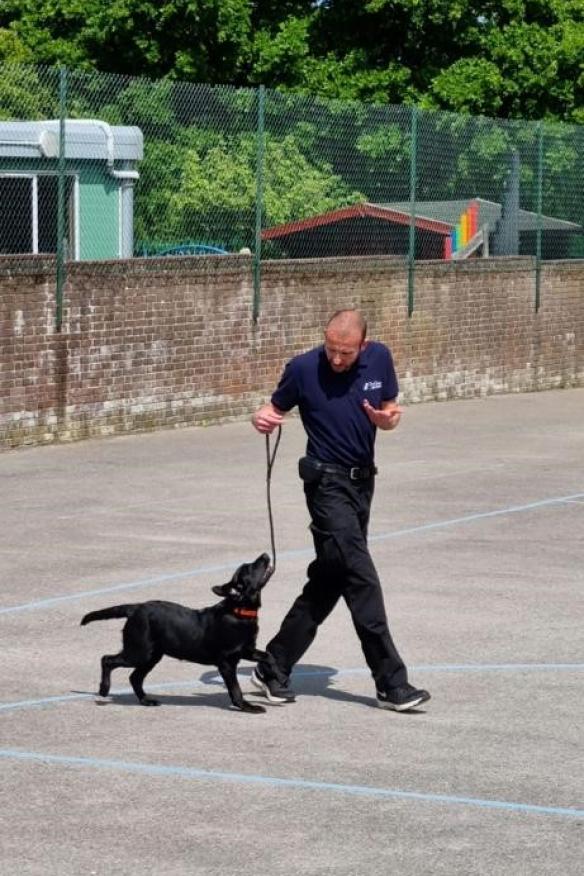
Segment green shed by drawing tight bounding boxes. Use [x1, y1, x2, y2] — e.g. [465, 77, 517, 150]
[0, 119, 143, 260]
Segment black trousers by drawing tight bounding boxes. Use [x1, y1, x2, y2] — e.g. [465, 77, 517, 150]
[264, 461, 408, 691]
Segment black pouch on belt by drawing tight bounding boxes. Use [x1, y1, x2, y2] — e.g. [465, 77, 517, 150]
[298, 456, 324, 484]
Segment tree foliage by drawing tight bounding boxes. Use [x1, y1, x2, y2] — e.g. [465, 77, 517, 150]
[0, 3, 581, 257]
[0, 0, 581, 122]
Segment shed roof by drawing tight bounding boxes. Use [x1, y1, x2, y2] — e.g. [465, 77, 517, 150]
[262, 198, 581, 240]
[382, 199, 581, 233]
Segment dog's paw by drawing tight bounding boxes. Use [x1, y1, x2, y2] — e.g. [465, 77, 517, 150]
[94, 695, 111, 706]
[232, 701, 266, 714]
[140, 697, 160, 707]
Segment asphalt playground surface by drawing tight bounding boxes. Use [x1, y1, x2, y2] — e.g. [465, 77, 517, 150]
[1, 388, 583, 875]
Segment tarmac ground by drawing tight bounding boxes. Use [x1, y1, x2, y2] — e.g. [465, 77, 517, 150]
[1, 388, 583, 875]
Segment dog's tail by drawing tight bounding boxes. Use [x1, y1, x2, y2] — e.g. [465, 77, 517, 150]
[80, 604, 137, 626]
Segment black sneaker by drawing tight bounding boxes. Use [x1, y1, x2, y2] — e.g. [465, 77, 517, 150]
[377, 684, 430, 712]
[251, 667, 296, 704]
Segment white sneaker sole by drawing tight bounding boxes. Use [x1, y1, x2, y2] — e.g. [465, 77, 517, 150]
[377, 693, 430, 712]
[250, 670, 292, 705]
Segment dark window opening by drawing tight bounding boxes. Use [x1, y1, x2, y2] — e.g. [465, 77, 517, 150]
[0, 177, 32, 253]
[0, 175, 74, 256]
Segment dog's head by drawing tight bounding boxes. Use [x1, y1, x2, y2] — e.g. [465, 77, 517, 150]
[211, 553, 272, 608]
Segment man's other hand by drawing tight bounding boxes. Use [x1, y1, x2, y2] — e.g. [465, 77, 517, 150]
[362, 399, 403, 431]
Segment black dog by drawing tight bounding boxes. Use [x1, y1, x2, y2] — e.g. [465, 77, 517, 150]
[81, 553, 274, 713]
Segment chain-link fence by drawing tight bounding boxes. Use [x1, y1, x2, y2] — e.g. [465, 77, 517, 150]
[1, 64, 582, 321]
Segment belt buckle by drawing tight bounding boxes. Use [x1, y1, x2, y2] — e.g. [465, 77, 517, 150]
[349, 467, 361, 481]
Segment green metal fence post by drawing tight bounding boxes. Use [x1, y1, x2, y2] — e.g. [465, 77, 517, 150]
[535, 121, 544, 312]
[55, 66, 67, 332]
[407, 106, 418, 318]
[252, 85, 266, 323]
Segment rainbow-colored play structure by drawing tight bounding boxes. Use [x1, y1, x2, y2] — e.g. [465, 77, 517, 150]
[443, 200, 480, 259]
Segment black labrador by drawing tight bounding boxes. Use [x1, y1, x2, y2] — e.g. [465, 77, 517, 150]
[81, 553, 274, 713]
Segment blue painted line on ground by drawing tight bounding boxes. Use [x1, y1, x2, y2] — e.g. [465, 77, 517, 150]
[366, 492, 584, 542]
[0, 563, 233, 616]
[0, 748, 581, 819]
[1, 663, 582, 714]
[1, 491, 583, 617]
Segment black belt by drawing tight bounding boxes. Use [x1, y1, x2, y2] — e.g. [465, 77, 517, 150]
[305, 457, 377, 481]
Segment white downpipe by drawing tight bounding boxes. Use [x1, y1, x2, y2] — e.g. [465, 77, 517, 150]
[48, 119, 139, 180]
[31, 176, 38, 254]
[49, 119, 139, 257]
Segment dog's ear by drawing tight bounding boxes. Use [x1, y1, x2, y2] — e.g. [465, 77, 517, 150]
[212, 563, 247, 598]
[211, 583, 230, 597]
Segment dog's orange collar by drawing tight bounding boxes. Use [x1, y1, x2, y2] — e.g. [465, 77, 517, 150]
[232, 607, 259, 619]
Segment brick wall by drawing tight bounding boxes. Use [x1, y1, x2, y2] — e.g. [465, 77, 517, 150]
[1, 254, 583, 449]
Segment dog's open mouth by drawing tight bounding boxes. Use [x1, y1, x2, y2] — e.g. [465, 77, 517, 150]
[261, 564, 274, 585]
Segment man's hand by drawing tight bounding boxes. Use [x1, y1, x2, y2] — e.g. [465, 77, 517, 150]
[252, 403, 285, 434]
[362, 399, 403, 431]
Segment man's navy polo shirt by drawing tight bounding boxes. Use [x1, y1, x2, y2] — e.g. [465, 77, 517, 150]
[271, 341, 399, 467]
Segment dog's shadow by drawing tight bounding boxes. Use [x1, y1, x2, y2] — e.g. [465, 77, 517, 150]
[74, 664, 377, 711]
[90, 690, 244, 711]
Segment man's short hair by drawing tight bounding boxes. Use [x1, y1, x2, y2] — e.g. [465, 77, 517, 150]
[326, 309, 367, 341]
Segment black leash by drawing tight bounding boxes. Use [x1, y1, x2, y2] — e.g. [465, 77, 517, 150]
[265, 425, 282, 574]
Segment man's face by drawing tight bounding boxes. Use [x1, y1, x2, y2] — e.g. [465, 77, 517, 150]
[324, 327, 366, 373]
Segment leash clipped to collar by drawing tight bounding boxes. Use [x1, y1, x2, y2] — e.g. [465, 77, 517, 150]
[265, 425, 282, 577]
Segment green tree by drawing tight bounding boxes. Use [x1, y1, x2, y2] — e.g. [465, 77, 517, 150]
[0, 64, 58, 120]
[425, 6, 584, 122]
[135, 128, 361, 248]
[1, 1, 581, 121]
[0, 27, 32, 63]
[0, 1, 258, 81]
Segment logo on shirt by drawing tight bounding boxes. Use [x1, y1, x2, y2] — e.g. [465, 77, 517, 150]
[363, 380, 382, 391]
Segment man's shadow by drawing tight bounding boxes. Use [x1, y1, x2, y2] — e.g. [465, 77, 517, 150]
[200, 663, 375, 708]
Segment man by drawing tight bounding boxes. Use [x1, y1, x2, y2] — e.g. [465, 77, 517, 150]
[250, 309, 430, 712]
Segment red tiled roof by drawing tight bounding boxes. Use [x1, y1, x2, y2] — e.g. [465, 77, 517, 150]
[261, 203, 453, 240]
